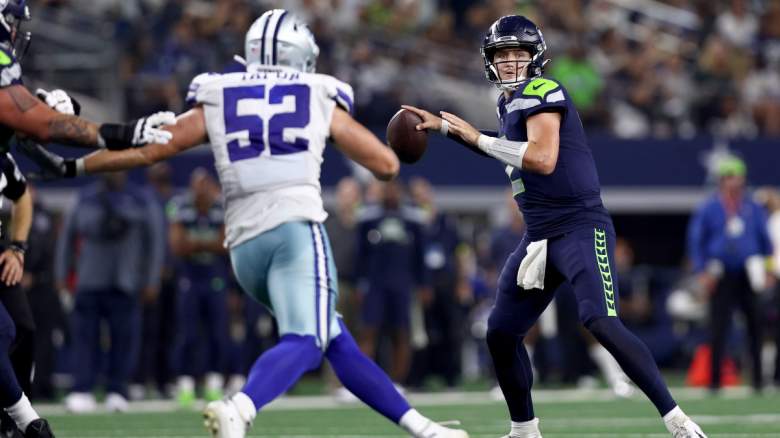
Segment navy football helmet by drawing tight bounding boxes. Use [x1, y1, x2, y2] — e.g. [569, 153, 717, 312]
[481, 15, 548, 90]
[0, 0, 30, 59]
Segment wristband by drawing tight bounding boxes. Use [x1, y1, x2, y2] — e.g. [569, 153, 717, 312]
[439, 119, 449, 136]
[98, 122, 137, 150]
[9, 240, 26, 255]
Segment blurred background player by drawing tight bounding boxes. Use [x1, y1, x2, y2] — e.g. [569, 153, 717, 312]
[355, 179, 429, 387]
[687, 157, 773, 393]
[403, 14, 706, 438]
[25, 8, 469, 438]
[55, 171, 165, 413]
[167, 168, 230, 407]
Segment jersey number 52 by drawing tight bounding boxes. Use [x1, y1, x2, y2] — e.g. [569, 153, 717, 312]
[223, 84, 310, 162]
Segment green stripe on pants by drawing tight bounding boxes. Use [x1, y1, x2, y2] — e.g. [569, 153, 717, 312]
[594, 228, 617, 317]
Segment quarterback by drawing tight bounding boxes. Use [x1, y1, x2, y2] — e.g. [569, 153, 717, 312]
[403, 15, 706, 438]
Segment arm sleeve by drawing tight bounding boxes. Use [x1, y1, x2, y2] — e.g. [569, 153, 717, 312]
[446, 130, 499, 158]
[0, 153, 26, 201]
[686, 205, 709, 273]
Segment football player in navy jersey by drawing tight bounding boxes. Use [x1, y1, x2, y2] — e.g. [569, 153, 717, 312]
[403, 15, 706, 438]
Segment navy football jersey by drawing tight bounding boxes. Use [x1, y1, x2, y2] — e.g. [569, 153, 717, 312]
[166, 193, 229, 280]
[497, 77, 610, 240]
[0, 46, 23, 146]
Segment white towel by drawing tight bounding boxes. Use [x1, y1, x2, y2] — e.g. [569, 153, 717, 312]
[517, 239, 548, 290]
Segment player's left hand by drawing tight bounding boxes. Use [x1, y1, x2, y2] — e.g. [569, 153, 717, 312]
[0, 248, 23, 286]
[440, 111, 480, 145]
[35, 88, 81, 116]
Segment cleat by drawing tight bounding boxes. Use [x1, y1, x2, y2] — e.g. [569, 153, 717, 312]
[105, 393, 129, 413]
[416, 421, 469, 438]
[665, 413, 707, 438]
[23, 419, 54, 438]
[64, 392, 96, 414]
[203, 399, 251, 438]
[204, 388, 224, 403]
[500, 418, 542, 438]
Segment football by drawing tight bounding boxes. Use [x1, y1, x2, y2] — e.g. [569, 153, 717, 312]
[386, 109, 428, 164]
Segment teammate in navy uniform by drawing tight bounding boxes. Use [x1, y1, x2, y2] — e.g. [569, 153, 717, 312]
[168, 169, 231, 406]
[404, 15, 706, 438]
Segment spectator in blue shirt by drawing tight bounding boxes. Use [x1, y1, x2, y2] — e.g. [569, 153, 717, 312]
[687, 157, 773, 392]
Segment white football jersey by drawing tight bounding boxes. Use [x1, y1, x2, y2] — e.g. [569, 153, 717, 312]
[186, 65, 354, 248]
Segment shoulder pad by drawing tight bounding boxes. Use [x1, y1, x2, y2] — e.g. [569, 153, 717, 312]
[521, 77, 563, 102]
[186, 72, 221, 106]
[314, 73, 354, 114]
[0, 48, 21, 88]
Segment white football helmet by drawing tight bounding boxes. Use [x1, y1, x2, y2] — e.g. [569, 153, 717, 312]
[245, 9, 319, 73]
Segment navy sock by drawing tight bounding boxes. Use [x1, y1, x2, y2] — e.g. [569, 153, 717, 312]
[486, 327, 534, 422]
[586, 317, 676, 416]
[326, 320, 410, 423]
[241, 334, 322, 410]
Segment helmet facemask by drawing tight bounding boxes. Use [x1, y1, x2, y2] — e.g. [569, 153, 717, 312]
[1, 1, 30, 61]
[483, 44, 534, 91]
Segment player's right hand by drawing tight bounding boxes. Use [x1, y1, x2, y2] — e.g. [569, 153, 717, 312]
[0, 248, 23, 286]
[401, 105, 443, 132]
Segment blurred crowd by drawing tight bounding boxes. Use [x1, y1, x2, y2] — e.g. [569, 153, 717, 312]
[28, 0, 780, 138]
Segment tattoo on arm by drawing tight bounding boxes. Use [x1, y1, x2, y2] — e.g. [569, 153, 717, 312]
[48, 114, 98, 147]
[7, 86, 39, 113]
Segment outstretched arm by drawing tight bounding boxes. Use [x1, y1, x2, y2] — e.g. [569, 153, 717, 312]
[0, 85, 174, 149]
[402, 104, 561, 174]
[79, 107, 208, 174]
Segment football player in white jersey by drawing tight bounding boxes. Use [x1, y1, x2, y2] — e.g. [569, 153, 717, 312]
[26, 9, 469, 438]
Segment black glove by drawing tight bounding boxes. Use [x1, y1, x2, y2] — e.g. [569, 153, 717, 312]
[14, 138, 77, 179]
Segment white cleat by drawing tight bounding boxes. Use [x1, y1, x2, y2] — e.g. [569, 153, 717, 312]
[416, 421, 469, 438]
[64, 392, 97, 414]
[611, 379, 636, 399]
[203, 399, 251, 438]
[105, 392, 129, 413]
[665, 413, 707, 438]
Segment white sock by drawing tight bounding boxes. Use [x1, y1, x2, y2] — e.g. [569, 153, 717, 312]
[589, 344, 627, 385]
[399, 409, 434, 436]
[177, 375, 195, 393]
[663, 405, 683, 423]
[510, 417, 540, 436]
[205, 372, 224, 392]
[231, 392, 257, 422]
[5, 393, 39, 432]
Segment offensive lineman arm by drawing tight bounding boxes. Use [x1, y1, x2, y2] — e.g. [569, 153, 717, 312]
[0, 85, 175, 149]
[401, 104, 561, 175]
[330, 107, 399, 181]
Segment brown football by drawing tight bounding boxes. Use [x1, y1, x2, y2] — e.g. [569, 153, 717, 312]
[386, 109, 427, 164]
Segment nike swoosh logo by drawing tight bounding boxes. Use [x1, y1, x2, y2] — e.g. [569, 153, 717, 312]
[533, 83, 544, 90]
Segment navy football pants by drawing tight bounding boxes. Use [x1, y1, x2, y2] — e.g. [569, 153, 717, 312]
[487, 225, 676, 421]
